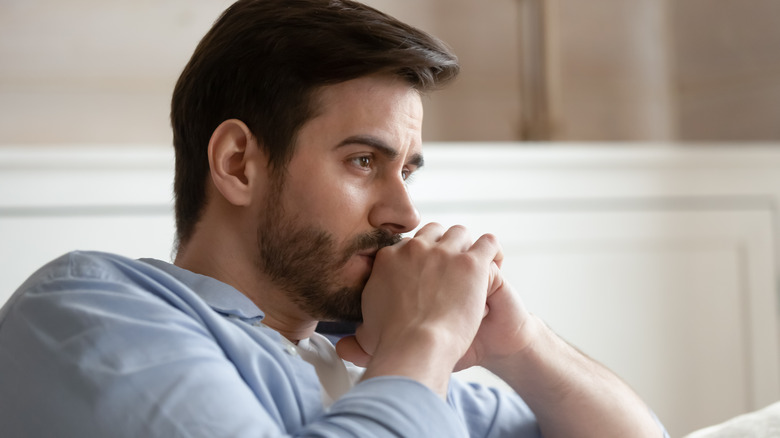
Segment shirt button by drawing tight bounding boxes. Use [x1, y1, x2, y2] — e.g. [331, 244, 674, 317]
[285, 344, 298, 356]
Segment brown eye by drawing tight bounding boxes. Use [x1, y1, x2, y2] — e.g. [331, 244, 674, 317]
[350, 155, 373, 170]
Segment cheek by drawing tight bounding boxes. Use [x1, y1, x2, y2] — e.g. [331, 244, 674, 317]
[288, 176, 370, 231]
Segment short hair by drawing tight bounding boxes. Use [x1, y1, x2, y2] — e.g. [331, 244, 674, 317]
[170, 0, 459, 246]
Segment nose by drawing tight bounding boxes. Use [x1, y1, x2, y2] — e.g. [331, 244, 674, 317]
[368, 178, 421, 235]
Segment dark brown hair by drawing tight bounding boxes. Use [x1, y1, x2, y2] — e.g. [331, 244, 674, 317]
[170, 0, 459, 246]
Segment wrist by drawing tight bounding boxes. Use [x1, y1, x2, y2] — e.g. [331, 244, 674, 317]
[361, 326, 459, 398]
[482, 313, 554, 384]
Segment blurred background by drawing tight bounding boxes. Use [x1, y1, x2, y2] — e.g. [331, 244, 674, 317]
[2, 1, 780, 437]
[2, 0, 780, 144]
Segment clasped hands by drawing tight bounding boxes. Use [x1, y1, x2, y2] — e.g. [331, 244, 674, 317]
[336, 223, 531, 382]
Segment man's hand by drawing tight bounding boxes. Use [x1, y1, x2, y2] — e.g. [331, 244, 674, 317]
[336, 223, 506, 397]
[453, 263, 534, 372]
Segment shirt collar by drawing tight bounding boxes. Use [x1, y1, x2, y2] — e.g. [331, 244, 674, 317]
[139, 258, 265, 324]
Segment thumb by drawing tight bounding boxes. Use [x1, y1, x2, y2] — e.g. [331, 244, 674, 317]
[335, 335, 372, 367]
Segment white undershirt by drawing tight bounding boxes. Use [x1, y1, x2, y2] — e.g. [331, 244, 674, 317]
[281, 332, 365, 407]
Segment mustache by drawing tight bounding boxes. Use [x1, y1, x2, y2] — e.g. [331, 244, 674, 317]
[343, 229, 402, 262]
[353, 229, 402, 253]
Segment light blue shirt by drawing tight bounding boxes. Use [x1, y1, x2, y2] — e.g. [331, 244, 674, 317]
[0, 251, 542, 437]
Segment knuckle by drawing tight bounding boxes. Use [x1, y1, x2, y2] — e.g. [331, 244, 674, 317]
[422, 222, 444, 233]
[449, 224, 468, 233]
[481, 233, 498, 243]
[477, 233, 501, 249]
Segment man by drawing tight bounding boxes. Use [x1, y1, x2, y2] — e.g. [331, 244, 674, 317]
[0, 0, 668, 436]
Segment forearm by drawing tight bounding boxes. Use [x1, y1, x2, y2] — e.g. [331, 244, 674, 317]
[489, 315, 663, 438]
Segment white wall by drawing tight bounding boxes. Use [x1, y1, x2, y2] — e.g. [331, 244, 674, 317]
[0, 145, 177, 303]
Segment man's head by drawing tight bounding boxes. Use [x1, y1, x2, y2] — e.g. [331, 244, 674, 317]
[254, 74, 427, 321]
[171, 0, 459, 247]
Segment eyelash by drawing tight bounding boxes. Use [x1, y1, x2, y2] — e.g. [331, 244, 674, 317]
[349, 155, 414, 181]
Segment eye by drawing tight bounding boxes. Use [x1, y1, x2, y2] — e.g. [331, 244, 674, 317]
[402, 167, 417, 182]
[349, 155, 373, 171]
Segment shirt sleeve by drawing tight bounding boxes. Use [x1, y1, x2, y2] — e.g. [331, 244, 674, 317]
[0, 252, 469, 437]
[447, 377, 543, 438]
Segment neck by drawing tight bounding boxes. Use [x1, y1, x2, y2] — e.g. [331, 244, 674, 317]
[175, 224, 319, 343]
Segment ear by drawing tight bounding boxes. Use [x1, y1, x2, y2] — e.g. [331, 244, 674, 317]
[207, 119, 264, 207]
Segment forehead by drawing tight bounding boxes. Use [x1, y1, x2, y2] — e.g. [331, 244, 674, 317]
[301, 75, 424, 151]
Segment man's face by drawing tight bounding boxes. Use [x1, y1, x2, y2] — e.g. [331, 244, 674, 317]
[255, 75, 424, 322]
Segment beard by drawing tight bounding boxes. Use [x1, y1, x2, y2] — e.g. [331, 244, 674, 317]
[256, 180, 401, 322]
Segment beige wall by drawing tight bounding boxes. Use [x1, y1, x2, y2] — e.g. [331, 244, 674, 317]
[544, 0, 674, 140]
[1, 0, 778, 144]
[0, 1, 232, 145]
[541, 0, 780, 141]
[670, 0, 780, 140]
[0, 0, 521, 145]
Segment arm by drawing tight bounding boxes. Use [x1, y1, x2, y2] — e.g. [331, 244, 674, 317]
[474, 279, 664, 437]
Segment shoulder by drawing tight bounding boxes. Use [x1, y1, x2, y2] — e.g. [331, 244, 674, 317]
[1, 251, 135, 316]
[0, 251, 291, 436]
[0, 250, 236, 362]
[16, 250, 151, 288]
[1, 250, 200, 324]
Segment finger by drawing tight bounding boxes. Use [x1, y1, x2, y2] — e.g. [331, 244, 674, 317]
[494, 249, 504, 269]
[486, 261, 505, 297]
[335, 335, 372, 367]
[382, 235, 412, 251]
[470, 233, 504, 267]
[437, 224, 473, 252]
[413, 222, 446, 241]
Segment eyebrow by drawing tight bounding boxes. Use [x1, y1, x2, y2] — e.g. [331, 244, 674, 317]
[337, 134, 425, 169]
